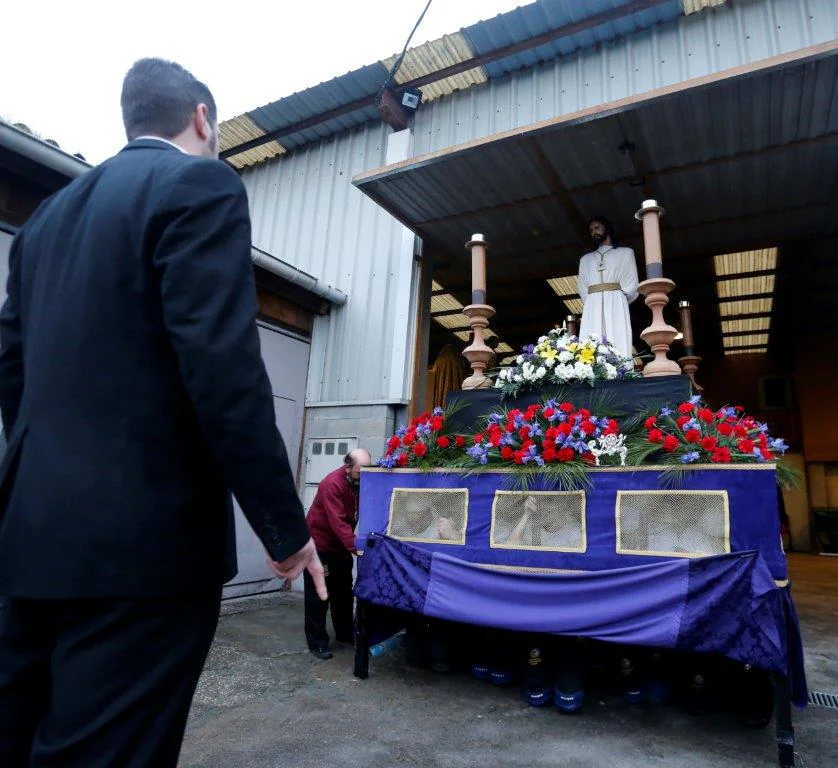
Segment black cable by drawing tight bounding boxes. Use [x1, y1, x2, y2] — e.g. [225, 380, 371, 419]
[378, 0, 433, 99]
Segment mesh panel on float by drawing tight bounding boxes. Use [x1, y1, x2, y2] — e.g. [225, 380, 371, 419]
[490, 491, 586, 552]
[616, 490, 730, 557]
[388, 488, 468, 544]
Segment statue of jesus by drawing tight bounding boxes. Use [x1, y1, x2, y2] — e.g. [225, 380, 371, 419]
[577, 215, 639, 359]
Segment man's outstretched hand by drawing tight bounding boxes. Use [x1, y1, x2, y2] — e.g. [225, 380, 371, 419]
[267, 539, 327, 600]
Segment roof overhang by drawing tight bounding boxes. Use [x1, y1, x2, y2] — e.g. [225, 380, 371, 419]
[0, 121, 90, 184]
[353, 40, 838, 360]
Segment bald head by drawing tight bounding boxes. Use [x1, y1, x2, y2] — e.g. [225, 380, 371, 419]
[344, 448, 372, 483]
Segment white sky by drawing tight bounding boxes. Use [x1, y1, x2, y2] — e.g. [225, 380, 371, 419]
[1, 0, 521, 164]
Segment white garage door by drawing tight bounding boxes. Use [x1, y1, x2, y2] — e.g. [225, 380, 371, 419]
[224, 323, 311, 597]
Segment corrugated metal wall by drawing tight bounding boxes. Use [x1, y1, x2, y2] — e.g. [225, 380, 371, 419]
[241, 122, 412, 404]
[412, 0, 838, 155]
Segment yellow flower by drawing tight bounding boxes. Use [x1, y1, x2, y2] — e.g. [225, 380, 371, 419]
[578, 347, 595, 364]
[566, 342, 581, 353]
[539, 346, 558, 361]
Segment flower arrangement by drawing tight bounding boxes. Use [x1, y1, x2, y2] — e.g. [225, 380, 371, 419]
[629, 395, 797, 487]
[494, 327, 638, 398]
[379, 406, 467, 469]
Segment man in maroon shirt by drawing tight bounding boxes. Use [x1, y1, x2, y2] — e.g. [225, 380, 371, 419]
[304, 448, 371, 660]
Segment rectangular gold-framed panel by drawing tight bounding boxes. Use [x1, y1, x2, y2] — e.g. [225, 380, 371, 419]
[387, 487, 468, 545]
[490, 490, 586, 553]
[615, 490, 730, 558]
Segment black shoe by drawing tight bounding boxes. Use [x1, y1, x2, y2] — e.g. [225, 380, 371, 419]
[311, 647, 333, 660]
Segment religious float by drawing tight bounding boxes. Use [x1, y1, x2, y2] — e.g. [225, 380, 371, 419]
[352, 201, 805, 768]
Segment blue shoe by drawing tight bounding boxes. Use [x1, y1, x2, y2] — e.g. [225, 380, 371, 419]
[523, 686, 554, 707]
[471, 662, 490, 681]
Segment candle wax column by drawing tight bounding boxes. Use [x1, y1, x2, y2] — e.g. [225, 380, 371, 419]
[678, 300, 695, 356]
[468, 233, 487, 305]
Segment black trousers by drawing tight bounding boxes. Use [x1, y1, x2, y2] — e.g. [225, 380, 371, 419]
[0, 591, 220, 768]
[304, 550, 354, 650]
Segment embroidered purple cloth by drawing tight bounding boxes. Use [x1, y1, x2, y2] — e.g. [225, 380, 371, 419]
[355, 535, 807, 707]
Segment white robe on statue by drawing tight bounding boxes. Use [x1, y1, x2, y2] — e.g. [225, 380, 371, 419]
[577, 245, 639, 358]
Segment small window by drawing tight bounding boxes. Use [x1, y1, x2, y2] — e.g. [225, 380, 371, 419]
[312, 443, 322, 456]
[491, 491, 586, 552]
[388, 488, 468, 545]
[324, 442, 335, 456]
[338, 442, 349, 455]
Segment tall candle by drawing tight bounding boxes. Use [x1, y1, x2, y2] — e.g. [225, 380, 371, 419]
[467, 234, 487, 305]
[678, 299, 695, 356]
[636, 199, 664, 280]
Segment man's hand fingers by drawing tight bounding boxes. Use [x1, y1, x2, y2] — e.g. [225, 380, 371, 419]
[308, 558, 328, 601]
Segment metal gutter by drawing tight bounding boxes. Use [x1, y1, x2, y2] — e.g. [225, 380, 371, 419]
[251, 246, 347, 306]
[220, 0, 674, 160]
[0, 121, 90, 179]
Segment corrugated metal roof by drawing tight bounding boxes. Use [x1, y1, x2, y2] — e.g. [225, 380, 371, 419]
[431, 293, 464, 313]
[721, 317, 771, 334]
[683, 0, 727, 15]
[219, 114, 286, 170]
[462, 0, 683, 79]
[713, 248, 778, 276]
[723, 333, 769, 349]
[718, 298, 773, 317]
[247, 62, 389, 152]
[547, 275, 579, 296]
[382, 32, 488, 102]
[716, 275, 776, 299]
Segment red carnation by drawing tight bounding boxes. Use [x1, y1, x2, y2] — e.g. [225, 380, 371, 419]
[701, 436, 718, 451]
[489, 433, 501, 447]
[387, 436, 400, 452]
[761, 448, 775, 461]
[605, 419, 619, 435]
[402, 431, 416, 446]
[578, 408, 591, 419]
[678, 403, 695, 414]
[558, 422, 573, 436]
[582, 451, 596, 464]
[737, 438, 755, 454]
[474, 433, 484, 444]
[413, 442, 427, 458]
[501, 446, 514, 461]
[698, 408, 714, 423]
[676, 415, 691, 430]
[525, 405, 540, 420]
[435, 436, 450, 449]
[758, 433, 769, 448]
[545, 426, 559, 441]
[396, 453, 408, 467]
[505, 421, 516, 433]
[685, 429, 701, 444]
[717, 423, 733, 437]
[521, 439, 534, 451]
[711, 447, 731, 463]
[518, 426, 531, 440]
[581, 420, 596, 436]
[663, 435, 679, 453]
[513, 450, 525, 465]
[543, 448, 556, 463]
[559, 402, 574, 413]
[644, 416, 657, 430]
[543, 407, 556, 419]
[557, 447, 575, 463]
[454, 435, 466, 448]
[648, 429, 663, 444]
[430, 416, 444, 431]
[508, 409, 522, 420]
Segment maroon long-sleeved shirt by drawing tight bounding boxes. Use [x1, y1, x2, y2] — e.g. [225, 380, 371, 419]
[306, 466, 358, 554]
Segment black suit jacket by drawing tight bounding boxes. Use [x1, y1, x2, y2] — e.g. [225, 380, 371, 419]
[0, 139, 311, 598]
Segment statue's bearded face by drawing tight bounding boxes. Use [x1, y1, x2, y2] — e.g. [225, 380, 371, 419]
[589, 220, 607, 246]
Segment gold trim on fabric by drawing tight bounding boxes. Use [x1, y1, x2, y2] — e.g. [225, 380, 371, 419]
[362, 464, 777, 475]
[615, 490, 730, 558]
[774, 579, 789, 588]
[489, 490, 587, 553]
[476, 563, 588, 575]
[386, 487, 468, 545]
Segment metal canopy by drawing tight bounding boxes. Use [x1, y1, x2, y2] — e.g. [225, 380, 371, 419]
[354, 44, 838, 362]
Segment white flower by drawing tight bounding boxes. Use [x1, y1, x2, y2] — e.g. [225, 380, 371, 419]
[516, 355, 524, 364]
[514, 374, 523, 383]
[494, 379, 503, 388]
[596, 355, 605, 365]
[556, 364, 573, 382]
[604, 363, 618, 380]
[573, 361, 594, 379]
[559, 351, 573, 363]
[536, 366, 546, 378]
[537, 336, 548, 344]
[597, 345, 609, 354]
[544, 357, 556, 368]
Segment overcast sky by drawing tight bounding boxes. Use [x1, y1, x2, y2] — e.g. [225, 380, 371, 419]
[1, 0, 521, 164]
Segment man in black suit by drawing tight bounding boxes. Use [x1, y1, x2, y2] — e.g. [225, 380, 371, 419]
[0, 58, 327, 767]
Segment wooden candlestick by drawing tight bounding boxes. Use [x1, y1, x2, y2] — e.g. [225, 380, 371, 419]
[634, 200, 681, 377]
[566, 314, 579, 337]
[462, 234, 496, 389]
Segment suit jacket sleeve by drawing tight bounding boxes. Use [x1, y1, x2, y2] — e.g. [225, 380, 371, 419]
[153, 158, 310, 563]
[0, 230, 25, 435]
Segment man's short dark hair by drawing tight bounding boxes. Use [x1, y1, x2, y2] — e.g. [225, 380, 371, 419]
[588, 215, 618, 245]
[121, 58, 217, 141]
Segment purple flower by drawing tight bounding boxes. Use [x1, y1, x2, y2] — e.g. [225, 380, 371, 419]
[681, 451, 700, 464]
[467, 443, 489, 464]
[432, 406, 444, 416]
[660, 407, 673, 417]
[527, 422, 543, 438]
[378, 455, 397, 468]
[395, 425, 407, 438]
[499, 433, 516, 447]
[488, 412, 503, 424]
[757, 422, 769, 434]
[521, 444, 544, 467]
[753, 447, 766, 462]
[416, 422, 432, 437]
[684, 418, 701, 432]
[689, 394, 702, 405]
[769, 438, 788, 454]
[719, 406, 737, 418]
